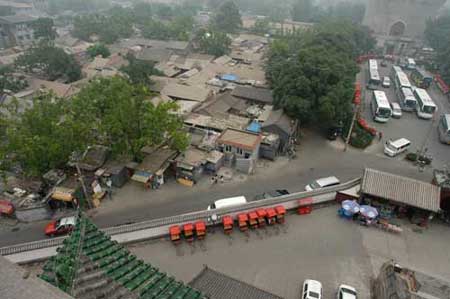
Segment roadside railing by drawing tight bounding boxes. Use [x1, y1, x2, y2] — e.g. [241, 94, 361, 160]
[0, 178, 361, 257]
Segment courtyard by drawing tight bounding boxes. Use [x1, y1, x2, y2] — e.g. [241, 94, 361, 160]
[126, 205, 450, 299]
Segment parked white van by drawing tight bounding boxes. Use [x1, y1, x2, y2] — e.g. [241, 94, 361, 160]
[384, 138, 411, 157]
[207, 196, 247, 210]
[305, 176, 340, 191]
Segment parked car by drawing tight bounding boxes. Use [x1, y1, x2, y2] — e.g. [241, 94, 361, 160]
[305, 176, 340, 191]
[390, 102, 402, 118]
[382, 76, 391, 88]
[384, 138, 411, 157]
[302, 279, 322, 299]
[45, 216, 76, 237]
[254, 189, 289, 201]
[337, 284, 357, 299]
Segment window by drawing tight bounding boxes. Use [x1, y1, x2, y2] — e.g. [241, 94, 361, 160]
[244, 153, 250, 159]
[225, 145, 232, 152]
[236, 148, 243, 155]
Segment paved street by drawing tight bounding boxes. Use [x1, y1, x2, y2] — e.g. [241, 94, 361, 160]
[359, 60, 450, 167]
[128, 205, 450, 299]
[0, 132, 435, 247]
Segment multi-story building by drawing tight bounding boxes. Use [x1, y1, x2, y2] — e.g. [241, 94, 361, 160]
[0, 15, 36, 49]
[0, 0, 33, 15]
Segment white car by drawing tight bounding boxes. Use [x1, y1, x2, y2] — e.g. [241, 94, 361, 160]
[382, 76, 391, 88]
[302, 279, 322, 299]
[337, 284, 357, 299]
[390, 102, 402, 118]
[305, 176, 340, 191]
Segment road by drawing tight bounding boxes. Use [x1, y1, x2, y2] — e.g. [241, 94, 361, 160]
[0, 133, 435, 247]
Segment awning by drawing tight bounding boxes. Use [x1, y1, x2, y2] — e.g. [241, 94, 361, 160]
[131, 170, 152, 183]
[51, 187, 75, 202]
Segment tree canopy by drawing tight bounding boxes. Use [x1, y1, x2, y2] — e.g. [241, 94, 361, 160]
[47, 0, 110, 14]
[0, 77, 189, 176]
[32, 18, 57, 41]
[15, 41, 81, 82]
[425, 14, 450, 83]
[72, 10, 133, 44]
[266, 21, 374, 128]
[211, 1, 242, 33]
[120, 54, 162, 86]
[87, 43, 111, 58]
[1, 92, 90, 176]
[194, 28, 231, 57]
[0, 66, 28, 93]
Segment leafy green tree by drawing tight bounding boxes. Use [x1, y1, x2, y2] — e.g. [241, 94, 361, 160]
[0, 66, 28, 93]
[211, 1, 242, 33]
[194, 28, 231, 57]
[87, 43, 111, 58]
[142, 19, 173, 40]
[251, 18, 270, 35]
[15, 41, 81, 82]
[425, 14, 450, 82]
[133, 2, 153, 24]
[72, 13, 133, 44]
[47, 0, 110, 14]
[1, 92, 91, 176]
[32, 18, 57, 40]
[71, 77, 188, 160]
[121, 54, 162, 86]
[267, 21, 369, 127]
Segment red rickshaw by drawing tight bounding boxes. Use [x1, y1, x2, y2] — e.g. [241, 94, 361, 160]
[183, 223, 194, 242]
[195, 221, 206, 240]
[222, 215, 233, 235]
[248, 211, 258, 229]
[297, 197, 313, 215]
[169, 225, 181, 245]
[256, 208, 267, 227]
[237, 213, 248, 231]
[266, 207, 277, 225]
[275, 205, 286, 224]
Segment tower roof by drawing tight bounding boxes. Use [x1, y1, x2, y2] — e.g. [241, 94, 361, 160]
[40, 215, 206, 299]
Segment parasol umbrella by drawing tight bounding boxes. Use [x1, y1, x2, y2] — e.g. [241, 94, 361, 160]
[342, 200, 360, 214]
[360, 205, 379, 219]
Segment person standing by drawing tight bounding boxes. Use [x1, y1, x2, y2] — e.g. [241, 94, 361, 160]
[106, 179, 112, 200]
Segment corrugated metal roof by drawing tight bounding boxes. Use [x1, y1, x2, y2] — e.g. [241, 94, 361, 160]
[361, 168, 441, 212]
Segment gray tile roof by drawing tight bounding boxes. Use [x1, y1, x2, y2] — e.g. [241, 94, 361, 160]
[262, 109, 294, 135]
[0, 256, 74, 299]
[189, 266, 283, 299]
[136, 48, 172, 63]
[361, 168, 441, 212]
[231, 86, 273, 104]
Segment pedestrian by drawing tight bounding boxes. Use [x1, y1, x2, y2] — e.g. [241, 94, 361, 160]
[378, 131, 383, 141]
[106, 179, 112, 200]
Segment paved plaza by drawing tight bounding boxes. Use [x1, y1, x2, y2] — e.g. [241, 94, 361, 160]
[127, 205, 450, 299]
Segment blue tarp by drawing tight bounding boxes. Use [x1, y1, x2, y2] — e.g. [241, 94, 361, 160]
[220, 74, 239, 82]
[246, 121, 261, 133]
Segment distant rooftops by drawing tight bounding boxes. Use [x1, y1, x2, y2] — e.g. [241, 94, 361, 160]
[0, 15, 36, 24]
[232, 86, 273, 104]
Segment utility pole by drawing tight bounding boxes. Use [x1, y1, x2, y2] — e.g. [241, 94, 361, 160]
[76, 163, 92, 209]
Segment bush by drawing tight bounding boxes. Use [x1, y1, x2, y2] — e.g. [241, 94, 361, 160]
[350, 122, 374, 148]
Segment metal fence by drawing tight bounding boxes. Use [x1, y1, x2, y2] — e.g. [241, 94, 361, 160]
[0, 178, 361, 257]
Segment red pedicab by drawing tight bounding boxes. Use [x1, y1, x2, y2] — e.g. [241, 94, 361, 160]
[256, 208, 267, 227]
[275, 205, 286, 224]
[183, 223, 194, 242]
[297, 197, 313, 215]
[266, 207, 277, 225]
[222, 215, 233, 235]
[248, 211, 258, 229]
[237, 213, 248, 231]
[195, 221, 206, 240]
[169, 225, 181, 245]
